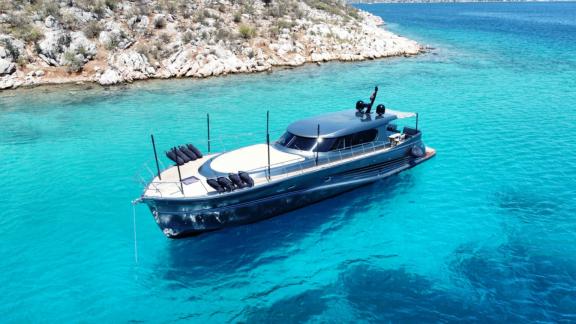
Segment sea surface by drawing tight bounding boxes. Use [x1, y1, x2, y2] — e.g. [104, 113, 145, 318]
[1, 2, 576, 322]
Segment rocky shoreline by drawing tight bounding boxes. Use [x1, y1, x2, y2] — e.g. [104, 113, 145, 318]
[0, 0, 421, 91]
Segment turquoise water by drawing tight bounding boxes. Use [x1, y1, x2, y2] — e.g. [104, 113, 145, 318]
[1, 2, 576, 321]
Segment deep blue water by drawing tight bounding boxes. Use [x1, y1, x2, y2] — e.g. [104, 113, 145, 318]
[1, 2, 576, 322]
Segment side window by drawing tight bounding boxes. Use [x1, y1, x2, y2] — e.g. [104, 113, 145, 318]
[352, 129, 378, 146]
[330, 129, 377, 151]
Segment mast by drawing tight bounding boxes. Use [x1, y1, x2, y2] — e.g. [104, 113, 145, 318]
[206, 113, 211, 153]
[266, 110, 271, 180]
[315, 124, 320, 166]
[174, 148, 184, 194]
[150, 134, 161, 180]
[367, 86, 378, 113]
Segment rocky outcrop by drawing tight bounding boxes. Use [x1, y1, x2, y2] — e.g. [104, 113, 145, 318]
[0, 59, 16, 75]
[98, 69, 122, 85]
[0, 0, 422, 90]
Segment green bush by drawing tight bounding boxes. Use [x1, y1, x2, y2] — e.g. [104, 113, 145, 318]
[159, 32, 171, 43]
[41, 0, 61, 19]
[104, 0, 118, 10]
[238, 24, 256, 39]
[181, 31, 194, 44]
[63, 51, 84, 73]
[215, 29, 230, 42]
[105, 35, 119, 50]
[153, 16, 166, 29]
[83, 21, 102, 39]
[9, 20, 44, 44]
[233, 12, 242, 23]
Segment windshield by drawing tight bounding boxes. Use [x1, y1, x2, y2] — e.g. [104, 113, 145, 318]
[276, 132, 316, 151]
[277, 130, 377, 152]
[276, 132, 336, 152]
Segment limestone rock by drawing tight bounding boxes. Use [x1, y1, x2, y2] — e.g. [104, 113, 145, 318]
[0, 58, 16, 75]
[69, 32, 97, 61]
[38, 29, 69, 66]
[108, 51, 154, 81]
[98, 69, 122, 85]
[44, 15, 58, 29]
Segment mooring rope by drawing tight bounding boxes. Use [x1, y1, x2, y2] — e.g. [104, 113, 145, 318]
[132, 203, 138, 264]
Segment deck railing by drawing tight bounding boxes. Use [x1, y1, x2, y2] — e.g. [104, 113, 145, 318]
[138, 133, 408, 198]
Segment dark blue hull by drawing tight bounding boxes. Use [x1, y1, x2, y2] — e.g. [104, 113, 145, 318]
[144, 141, 433, 238]
[143, 142, 434, 238]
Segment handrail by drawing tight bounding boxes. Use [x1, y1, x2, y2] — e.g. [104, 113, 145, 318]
[139, 135, 410, 198]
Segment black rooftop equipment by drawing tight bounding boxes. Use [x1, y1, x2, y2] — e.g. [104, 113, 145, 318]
[355, 86, 379, 114]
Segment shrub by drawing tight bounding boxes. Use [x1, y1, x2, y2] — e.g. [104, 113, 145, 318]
[104, 0, 117, 11]
[16, 55, 28, 67]
[215, 29, 230, 42]
[153, 16, 166, 29]
[159, 32, 171, 43]
[83, 21, 102, 39]
[276, 19, 294, 30]
[233, 12, 242, 23]
[238, 24, 256, 39]
[268, 2, 288, 18]
[63, 51, 84, 73]
[62, 12, 80, 29]
[105, 35, 119, 50]
[23, 26, 44, 43]
[41, 0, 61, 19]
[10, 20, 44, 44]
[135, 42, 152, 60]
[181, 31, 194, 44]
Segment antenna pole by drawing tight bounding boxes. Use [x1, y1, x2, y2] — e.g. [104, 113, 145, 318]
[174, 148, 184, 194]
[266, 110, 271, 180]
[367, 86, 378, 113]
[151, 134, 162, 180]
[207, 113, 211, 153]
[315, 124, 320, 166]
[416, 113, 419, 131]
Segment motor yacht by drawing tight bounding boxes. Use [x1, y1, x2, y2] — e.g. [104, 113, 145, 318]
[137, 88, 435, 238]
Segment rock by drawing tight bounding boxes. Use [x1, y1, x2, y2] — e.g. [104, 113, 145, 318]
[0, 36, 25, 60]
[108, 51, 154, 81]
[44, 15, 58, 29]
[69, 32, 97, 60]
[100, 22, 133, 50]
[98, 69, 122, 85]
[129, 15, 149, 32]
[35, 70, 45, 77]
[0, 76, 15, 89]
[61, 7, 97, 25]
[38, 30, 70, 66]
[0, 58, 16, 75]
[165, 49, 195, 77]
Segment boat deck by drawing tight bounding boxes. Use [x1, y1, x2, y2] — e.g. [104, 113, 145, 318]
[142, 142, 436, 200]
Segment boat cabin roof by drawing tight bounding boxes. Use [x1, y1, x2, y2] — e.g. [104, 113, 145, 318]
[286, 109, 416, 138]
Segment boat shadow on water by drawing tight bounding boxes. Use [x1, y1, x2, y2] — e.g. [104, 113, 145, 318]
[155, 173, 416, 284]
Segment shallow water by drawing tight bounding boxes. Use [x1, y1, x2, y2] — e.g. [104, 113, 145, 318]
[1, 2, 576, 322]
